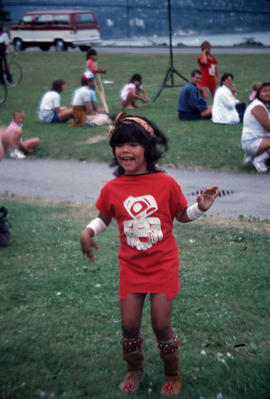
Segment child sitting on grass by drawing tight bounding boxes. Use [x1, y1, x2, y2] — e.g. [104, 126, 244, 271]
[0, 110, 40, 159]
[71, 71, 111, 127]
[80, 111, 220, 396]
[120, 74, 149, 109]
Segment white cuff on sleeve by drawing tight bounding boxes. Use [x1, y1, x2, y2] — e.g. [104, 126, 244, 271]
[186, 203, 205, 221]
[86, 217, 107, 236]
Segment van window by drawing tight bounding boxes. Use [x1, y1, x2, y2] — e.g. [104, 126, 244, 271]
[20, 15, 32, 26]
[53, 14, 69, 26]
[34, 14, 53, 26]
[75, 13, 95, 25]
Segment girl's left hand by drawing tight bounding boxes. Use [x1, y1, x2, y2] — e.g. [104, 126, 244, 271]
[197, 185, 221, 211]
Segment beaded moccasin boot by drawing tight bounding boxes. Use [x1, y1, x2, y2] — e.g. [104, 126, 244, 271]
[119, 336, 144, 394]
[158, 335, 182, 396]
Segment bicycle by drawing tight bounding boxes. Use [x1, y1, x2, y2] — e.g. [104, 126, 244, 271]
[0, 80, 7, 105]
[1, 52, 23, 87]
[0, 52, 23, 105]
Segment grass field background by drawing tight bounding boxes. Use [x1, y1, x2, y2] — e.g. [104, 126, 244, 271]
[0, 51, 269, 171]
[1, 197, 270, 399]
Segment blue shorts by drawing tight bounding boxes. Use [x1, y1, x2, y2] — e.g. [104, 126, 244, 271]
[51, 112, 60, 123]
[178, 111, 201, 121]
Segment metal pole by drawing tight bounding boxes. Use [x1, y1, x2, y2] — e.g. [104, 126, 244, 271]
[168, 0, 174, 86]
[127, 0, 131, 38]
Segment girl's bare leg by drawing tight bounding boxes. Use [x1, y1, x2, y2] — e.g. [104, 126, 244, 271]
[58, 108, 74, 122]
[257, 137, 270, 155]
[124, 92, 136, 109]
[120, 292, 146, 338]
[151, 294, 182, 396]
[119, 293, 146, 393]
[20, 138, 40, 153]
[150, 293, 174, 341]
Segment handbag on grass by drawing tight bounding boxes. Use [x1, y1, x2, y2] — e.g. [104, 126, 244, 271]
[0, 206, 10, 247]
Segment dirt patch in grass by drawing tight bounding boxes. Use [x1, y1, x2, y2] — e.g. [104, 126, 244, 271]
[76, 133, 109, 145]
[196, 215, 270, 234]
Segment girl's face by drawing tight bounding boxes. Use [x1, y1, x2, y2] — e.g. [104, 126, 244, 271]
[115, 142, 147, 175]
[134, 79, 141, 87]
[259, 85, 270, 104]
[13, 112, 24, 125]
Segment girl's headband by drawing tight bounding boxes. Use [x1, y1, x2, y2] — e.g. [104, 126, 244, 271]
[109, 111, 155, 137]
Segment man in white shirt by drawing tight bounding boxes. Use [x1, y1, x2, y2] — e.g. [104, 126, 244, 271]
[212, 73, 245, 124]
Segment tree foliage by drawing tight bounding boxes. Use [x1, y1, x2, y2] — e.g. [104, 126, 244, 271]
[0, 0, 11, 23]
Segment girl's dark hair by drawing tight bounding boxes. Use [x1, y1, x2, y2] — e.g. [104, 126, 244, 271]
[109, 113, 168, 177]
[130, 74, 142, 83]
[256, 81, 270, 101]
[51, 79, 65, 93]
[86, 48, 97, 60]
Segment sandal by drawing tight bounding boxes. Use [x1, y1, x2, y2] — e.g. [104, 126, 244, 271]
[119, 370, 144, 393]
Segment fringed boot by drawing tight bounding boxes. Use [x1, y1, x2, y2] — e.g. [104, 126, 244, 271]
[158, 335, 182, 396]
[119, 335, 144, 393]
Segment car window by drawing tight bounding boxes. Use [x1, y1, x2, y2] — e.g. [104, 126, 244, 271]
[20, 15, 32, 26]
[75, 14, 95, 25]
[53, 14, 70, 25]
[34, 15, 53, 26]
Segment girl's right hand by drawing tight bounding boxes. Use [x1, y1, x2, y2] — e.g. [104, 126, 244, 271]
[80, 228, 99, 262]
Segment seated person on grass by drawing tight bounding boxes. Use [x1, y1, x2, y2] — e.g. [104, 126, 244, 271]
[120, 73, 149, 109]
[71, 71, 111, 127]
[177, 69, 212, 121]
[38, 79, 73, 123]
[0, 110, 40, 159]
[212, 73, 246, 124]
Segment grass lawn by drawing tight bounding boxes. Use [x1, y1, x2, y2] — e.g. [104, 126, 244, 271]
[0, 50, 269, 172]
[1, 196, 270, 399]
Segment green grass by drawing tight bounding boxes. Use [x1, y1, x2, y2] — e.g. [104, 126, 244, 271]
[0, 51, 269, 171]
[1, 197, 270, 399]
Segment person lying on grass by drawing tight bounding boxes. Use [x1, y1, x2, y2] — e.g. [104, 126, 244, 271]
[80, 111, 220, 396]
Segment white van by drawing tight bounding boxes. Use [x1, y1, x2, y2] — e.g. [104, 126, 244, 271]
[9, 10, 101, 51]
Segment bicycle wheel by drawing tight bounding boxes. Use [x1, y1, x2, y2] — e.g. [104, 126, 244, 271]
[0, 82, 7, 105]
[4, 61, 23, 87]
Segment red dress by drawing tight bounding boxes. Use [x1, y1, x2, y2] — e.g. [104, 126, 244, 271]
[197, 55, 218, 90]
[95, 172, 188, 300]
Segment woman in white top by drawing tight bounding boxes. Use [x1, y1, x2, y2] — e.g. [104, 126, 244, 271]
[38, 79, 73, 123]
[241, 82, 270, 172]
[212, 73, 245, 124]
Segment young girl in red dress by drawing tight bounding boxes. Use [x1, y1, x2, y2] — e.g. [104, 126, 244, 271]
[80, 112, 220, 396]
[197, 41, 219, 98]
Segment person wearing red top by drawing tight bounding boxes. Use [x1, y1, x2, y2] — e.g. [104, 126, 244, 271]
[86, 48, 106, 75]
[197, 41, 219, 98]
[80, 112, 220, 396]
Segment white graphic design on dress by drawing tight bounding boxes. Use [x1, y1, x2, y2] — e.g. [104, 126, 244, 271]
[123, 195, 163, 251]
[208, 64, 216, 76]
